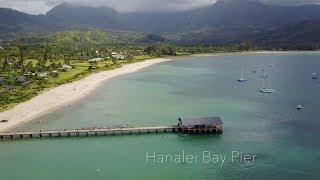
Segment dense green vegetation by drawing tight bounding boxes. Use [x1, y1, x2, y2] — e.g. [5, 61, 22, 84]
[0, 43, 151, 111]
[251, 21, 320, 50]
[0, 29, 250, 111]
[16, 29, 165, 46]
[144, 44, 177, 56]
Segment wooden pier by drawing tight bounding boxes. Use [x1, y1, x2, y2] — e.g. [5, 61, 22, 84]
[0, 125, 223, 140]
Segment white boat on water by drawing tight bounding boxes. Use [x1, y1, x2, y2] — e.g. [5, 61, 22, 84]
[259, 88, 275, 93]
[312, 73, 319, 79]
[261, 74, 269, 78]
[297, 105, 304, 110]
[238, 67, 248, 82]
[259, 79, 275, 93]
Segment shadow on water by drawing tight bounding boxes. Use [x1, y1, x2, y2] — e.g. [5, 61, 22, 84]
[176, 133, 223, 142]
[278, 114, 320, 149]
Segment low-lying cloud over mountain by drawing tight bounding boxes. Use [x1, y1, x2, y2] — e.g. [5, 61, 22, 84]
[1, 0, 320, 15]
[1, 0, 320, 49]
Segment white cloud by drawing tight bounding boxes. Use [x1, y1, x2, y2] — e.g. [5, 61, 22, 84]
[0, 0, 54, 14]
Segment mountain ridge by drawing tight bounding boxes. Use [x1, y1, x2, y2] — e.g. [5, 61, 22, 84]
[1, 1, 320, 48]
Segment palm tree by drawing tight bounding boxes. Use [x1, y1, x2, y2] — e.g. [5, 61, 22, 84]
[18, 46, 26, 71]
[2, 53, 10, 72]
[112, 58, 118, 65]
[88, 61, 97, 70]
[24, 61, 34, 73]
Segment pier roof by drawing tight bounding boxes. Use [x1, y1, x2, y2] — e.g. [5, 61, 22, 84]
[178, 117, 223, 126]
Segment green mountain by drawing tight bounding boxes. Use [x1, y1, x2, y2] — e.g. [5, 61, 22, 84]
[18, 30, 112, 45]
[1, 0, 320, 47]
[170, 20, 320, 50]
[190, 0, 320, 29]
[46, 3, 129, 31]
[0, 8, 49, 40]
[17, 29, 166, 45]
[252, 21, 320, 50]
[125, 0, 320, 36]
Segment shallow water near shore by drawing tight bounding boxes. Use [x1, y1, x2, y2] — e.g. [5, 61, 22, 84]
[1, 53, 320, 179]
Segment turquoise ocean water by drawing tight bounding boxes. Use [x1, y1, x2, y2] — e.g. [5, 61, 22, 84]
[0, 53, 320, 179]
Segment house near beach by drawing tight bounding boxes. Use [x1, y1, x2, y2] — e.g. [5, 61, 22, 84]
[111, 52, 125, 60]
[62, 64, 72, 70]
[111, 52, 117, 58]
[15, 76, 27, 85]
[0, 60, 13, 65]
[87, 58, 104, 63]
[38, 72, 49, 78]
[6, 85, 15, 91]
[0, 77, 6, 83]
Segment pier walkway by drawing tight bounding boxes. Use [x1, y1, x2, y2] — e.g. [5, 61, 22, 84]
[0, 125, 223, 140]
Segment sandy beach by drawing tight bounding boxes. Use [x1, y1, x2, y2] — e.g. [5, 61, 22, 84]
[0, 51, 318, 132]
[0, 56, 185, 132]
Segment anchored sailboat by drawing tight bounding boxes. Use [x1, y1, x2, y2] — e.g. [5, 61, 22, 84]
[238, 67, 248, 82]
[312, 73, 319, 79]
[259, 79, 275, 93]
[261, 74, 269, 78]
[297, 105, 304, 110]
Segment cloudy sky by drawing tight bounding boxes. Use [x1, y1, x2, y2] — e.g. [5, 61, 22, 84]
[0, 0, 320, 15]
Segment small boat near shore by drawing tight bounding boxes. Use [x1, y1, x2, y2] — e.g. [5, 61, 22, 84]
[259, 79, 275, 93]
[312, 73, 319, 79]
[259, 88, 275, 93]
[297, 105, 304, 110]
